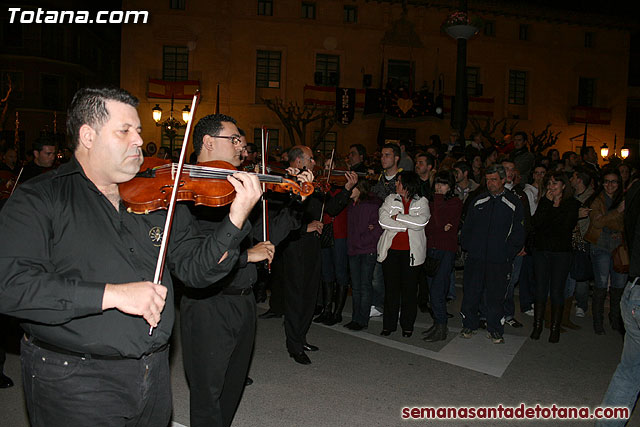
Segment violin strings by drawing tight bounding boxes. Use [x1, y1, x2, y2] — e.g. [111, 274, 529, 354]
[154, 163, 285, 183]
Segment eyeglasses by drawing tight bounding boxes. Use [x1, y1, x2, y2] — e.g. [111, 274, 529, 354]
[215, 135, 242, 146]
[604, 180, 619, 185]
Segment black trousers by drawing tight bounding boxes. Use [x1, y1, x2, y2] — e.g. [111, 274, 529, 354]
[533, 250, 572, 306]
[181, 293, 256, 427]
[21, 336, 171, 427]
[283, 235, 321, 354]
[381, 249, 420, 332]
[267, 254, 285, 314]
[461, 257, 511, 335]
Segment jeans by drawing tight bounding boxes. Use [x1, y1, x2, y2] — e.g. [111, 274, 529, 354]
[372, 262, 385, 310]
[534, 251, 572, 306]
[591, 245, 628, 290]
[565, 275, 590, 310]
[448, 270, 457, 300]
[504, 255, 523, 320]
[321, 238, 349, 286]
[597, 278, 640, 427]
[427, 248, 455, 324]
[349, 253, 377, 326]
[20, 336, 172, 427]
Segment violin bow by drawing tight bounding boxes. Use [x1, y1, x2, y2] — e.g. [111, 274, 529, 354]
[149, 91, 200, 335]
[9, 166, 24, 197]
[261, 126, 271, 273]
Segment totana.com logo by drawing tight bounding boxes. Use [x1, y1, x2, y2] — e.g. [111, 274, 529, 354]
[7, 7, 149, 24]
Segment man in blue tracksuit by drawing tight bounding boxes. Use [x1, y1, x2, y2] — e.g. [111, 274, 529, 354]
[459, 164, 525, 343]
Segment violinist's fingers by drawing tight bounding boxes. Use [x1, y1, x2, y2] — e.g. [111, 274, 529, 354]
[286, 167, 300, 176]
[297, 170, 314, 183]
[227, 173, 262, 229]
[345, 171, 358, 190]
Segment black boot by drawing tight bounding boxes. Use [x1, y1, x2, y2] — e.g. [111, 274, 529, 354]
[593, 288, 606, 335]
[324, 282, 348, 326]
[609, 288, 625, 334]
[530, 301, 545, 340]
[423, 323, 448, 342]
[549, 304, 563, 343]
[313, 281, 334, 323]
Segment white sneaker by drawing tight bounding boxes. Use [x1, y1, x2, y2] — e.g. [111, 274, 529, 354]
[524, 308, 534, 317]
[575, 307, 585, 318]
[369, 306, 383, 317]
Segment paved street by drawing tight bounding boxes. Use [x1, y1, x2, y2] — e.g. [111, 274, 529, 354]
[0, 291, 635, 427]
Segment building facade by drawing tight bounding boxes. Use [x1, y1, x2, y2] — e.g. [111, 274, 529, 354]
[121, 0, 634, 161]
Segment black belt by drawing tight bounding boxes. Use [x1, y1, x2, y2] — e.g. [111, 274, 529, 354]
[221, 287, 253, 296]
[25, 334, 168, 361]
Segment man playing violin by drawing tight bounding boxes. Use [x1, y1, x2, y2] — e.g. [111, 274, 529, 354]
[0, 88, 263, 427]
[280, 145, 357, 365]
[183, 114, 314, 427]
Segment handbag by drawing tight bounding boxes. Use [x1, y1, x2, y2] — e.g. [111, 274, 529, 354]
[320, 221, 334, 249]
[424, 255, 441, 277]
[612, 240, 630, 274]
[570, 245, 593, 281]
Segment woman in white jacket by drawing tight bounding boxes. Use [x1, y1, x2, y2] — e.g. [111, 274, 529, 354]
[377, 171, 430, 337]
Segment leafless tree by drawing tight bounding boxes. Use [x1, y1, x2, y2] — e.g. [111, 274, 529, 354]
[529, 123, 561, 155]
[262, 97, 336, 148]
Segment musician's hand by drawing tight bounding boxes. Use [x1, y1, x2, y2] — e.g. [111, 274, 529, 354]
[102, 282, 168, 328]
[228, 173, 263, 229]
[444, 223, 453, 232]
[344, 171, 358, 191]
[307, 220, 323, 234]
[286, 167, 301, 176]
[247, 241, 275, 263]
[295, 170, 314, 202]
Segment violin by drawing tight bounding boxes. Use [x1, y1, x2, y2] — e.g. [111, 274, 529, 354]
[316, 169, 379, 187]
[119, 157, 314, 214]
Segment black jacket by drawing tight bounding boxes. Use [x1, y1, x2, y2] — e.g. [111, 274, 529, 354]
[461, 189, 526, 264]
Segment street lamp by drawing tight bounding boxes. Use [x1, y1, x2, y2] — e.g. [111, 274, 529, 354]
[600, 143, 609, 159]
[620, 144, 630, 159]
[152, 95, 189, 155]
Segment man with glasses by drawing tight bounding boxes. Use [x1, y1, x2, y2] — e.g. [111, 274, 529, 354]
[348, 143, 367, 173]
[182, 114, 312, 427]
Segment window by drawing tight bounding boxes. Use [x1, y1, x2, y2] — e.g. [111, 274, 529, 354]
[483, 20, 495, 37]
[315, 54, 340, 87]
[466, 67, 481, 97]
[258, 0, 273, 16]
[170, 0, 185, 9]
[41, 74, 64, 110]
[302, 2, 315, 19]
[508, 70, 527, 105]
[585, 32, 594, 48]
[519, 24, 529, 41]
[387, 59, 413, 91]
[344, 5, 357, 23]
[256, 50, 281, 88]
[314, 131, 337, 156]
[1, 71, 24, 100]
[163, 46, 188, 81]
[253, 128, 279, 146]
[578, 77, 596, 107]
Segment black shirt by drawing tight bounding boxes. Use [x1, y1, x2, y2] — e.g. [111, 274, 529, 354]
[185, 198, 301, 296]
[0, 157, 249, 358]
[532, 197, 580, 252]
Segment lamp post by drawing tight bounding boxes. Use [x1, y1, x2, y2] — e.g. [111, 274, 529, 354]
[444, 1, 478, 145]
[152, 95, 191, 155]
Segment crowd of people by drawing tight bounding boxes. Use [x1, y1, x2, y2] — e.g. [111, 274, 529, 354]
[0, 86, 639, 427]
